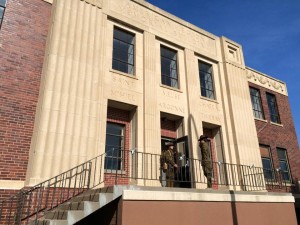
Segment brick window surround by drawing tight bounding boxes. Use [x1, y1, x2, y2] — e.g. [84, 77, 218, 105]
[104, 107, 131, 186]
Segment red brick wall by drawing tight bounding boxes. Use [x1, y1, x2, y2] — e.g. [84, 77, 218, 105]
[161, 119, 176, 138]
[0, 0, 51, 180]
[105, 107, 131, 186]
[249, 83, 300, 186]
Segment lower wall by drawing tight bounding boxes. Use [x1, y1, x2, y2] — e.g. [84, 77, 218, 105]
[121, 200, 297, 225]
[115, 186, 297, 225]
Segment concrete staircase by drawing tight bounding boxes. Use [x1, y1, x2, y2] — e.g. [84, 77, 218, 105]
[30, 187, 118, 225]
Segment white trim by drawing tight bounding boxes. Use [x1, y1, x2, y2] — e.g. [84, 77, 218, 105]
[0, 180, 24, 190]
[122, 189, 295, 203]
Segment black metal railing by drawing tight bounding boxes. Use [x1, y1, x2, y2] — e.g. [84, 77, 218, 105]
[0, 149, 292, 225]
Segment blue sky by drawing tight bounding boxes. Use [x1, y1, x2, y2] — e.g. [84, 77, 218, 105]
[147, 0, 300, 144]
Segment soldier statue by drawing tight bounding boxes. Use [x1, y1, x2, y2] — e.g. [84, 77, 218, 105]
[198, 135, 213, 188]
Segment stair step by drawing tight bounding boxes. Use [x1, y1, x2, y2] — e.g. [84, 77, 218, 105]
[29, 219, 68, 225]
[70, 193, 100, 202]
[99, 193, 114, 207]
[67, 210, 85, 224]
[49, 220, 68, 225]
[44, 211, 68, 220]
[84, 201, 100, 215]
[57, 201, 84, 210]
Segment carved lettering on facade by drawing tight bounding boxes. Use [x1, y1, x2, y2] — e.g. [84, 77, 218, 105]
[112, 74, 134, 87]
[246, 69, 287, 95]
[199, 101, 220, 112]
[162, 89, 180, 100]
[200, 112, 221, 123]
[111, 0, 216, 54]
[159, 102, 184, 114]
[111, 89, 136, 103]
[81, 0, 102, 8]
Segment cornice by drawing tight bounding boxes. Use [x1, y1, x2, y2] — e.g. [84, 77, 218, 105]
[246, 67, 288, 96]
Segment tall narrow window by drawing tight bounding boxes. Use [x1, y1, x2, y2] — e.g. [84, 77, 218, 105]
[199, 61, 215, 99]
[112, 27, 135, 75]
[260, 145, 274, 180]
[105, 122, 125, 170]
[160, 46, 178, 88]
[277, 148, 291, 182]
[0, 0, 7, 30]
[249, 87, 264, 119]
[266, 93, 280, 124]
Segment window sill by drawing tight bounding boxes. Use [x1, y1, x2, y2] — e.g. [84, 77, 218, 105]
[104, 169, 126, 175]
[160, 84, 182, 93]
[270, 122, 283, 127]
[110, 69, 138, 80]
[200, 96, 218, 104]
[254, 118, 267, 123]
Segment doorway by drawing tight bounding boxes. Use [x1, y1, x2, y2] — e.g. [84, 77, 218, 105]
[161, 136, 191, 188]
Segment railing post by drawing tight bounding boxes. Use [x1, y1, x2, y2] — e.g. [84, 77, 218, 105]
[87, 161, 92, 189]
[14, 191, 25, 225]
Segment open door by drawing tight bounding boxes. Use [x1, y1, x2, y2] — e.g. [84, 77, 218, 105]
[175, 136, 191, 188]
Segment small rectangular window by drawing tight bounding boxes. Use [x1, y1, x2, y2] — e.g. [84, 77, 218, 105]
[112, 27, 135, 75]
[277, 148, 291, 182]
[260, 145, 274, 180]
[249, 87, 264, 119]
[105, 122, 125, 170]
[0, 0, 7, 30]
[266, 93, 281, 124]
[199, 61, 215, 99]
[160, 45, 178, 88]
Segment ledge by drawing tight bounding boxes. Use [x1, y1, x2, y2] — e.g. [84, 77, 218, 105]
[114, 185, 295, 203]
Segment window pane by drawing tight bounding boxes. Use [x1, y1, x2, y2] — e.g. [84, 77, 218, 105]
[249, 87, 264, 119]
[266, 93, 280, 123]
[0, 7, 4, 19]
[161, 46, 178, 88]
[112, 27, 135, 75]
[199, 61, 215, 99]
[277, 148, 286, 160]
[276, 148, 291, 182]
[262, 158, 274, 180]
[0, 0, 6, 7]
[105, 123, 125, 170]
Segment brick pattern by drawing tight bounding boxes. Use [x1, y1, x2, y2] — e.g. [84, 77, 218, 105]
[105, 107, 131, 186]
[249, 83, 300, 188]
[161, 119, 177, 138]
[0, 0, 51, 180]
[0, 187, 85, 225]
[0, 189, 19, 225]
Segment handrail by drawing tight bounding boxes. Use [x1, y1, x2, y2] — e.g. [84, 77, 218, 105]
[0, 149, 292, 225]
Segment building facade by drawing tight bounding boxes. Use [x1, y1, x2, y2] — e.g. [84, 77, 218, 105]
[0, 0, 299, 224]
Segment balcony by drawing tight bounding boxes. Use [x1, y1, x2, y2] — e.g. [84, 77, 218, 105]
[0, 149, 297, 225]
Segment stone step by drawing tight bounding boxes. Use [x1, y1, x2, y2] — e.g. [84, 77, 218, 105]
[44, 211, 68, 220]
[70, 193, 100, 202]
[56, 201, 84, 211]
[67, 210, 85, 224]
[29, 219, 68, 225]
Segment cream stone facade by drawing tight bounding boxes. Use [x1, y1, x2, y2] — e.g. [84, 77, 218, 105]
[24, 0, 286, 188]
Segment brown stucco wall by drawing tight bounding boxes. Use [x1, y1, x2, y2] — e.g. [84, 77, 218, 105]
[120, 200, 297, 225]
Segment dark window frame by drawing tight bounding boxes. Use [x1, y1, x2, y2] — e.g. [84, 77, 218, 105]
[160, 45, 179, 89]
[105, 122, 125, 171]
[276, 148, 292, 182]
[112, 26, 135, 75]
[266, 92, 281, 124]
[199, 61, 215, 99]
[0, 0, 7, 30]
[249, 87, 265, 119]
[260, 145, 274, 181]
